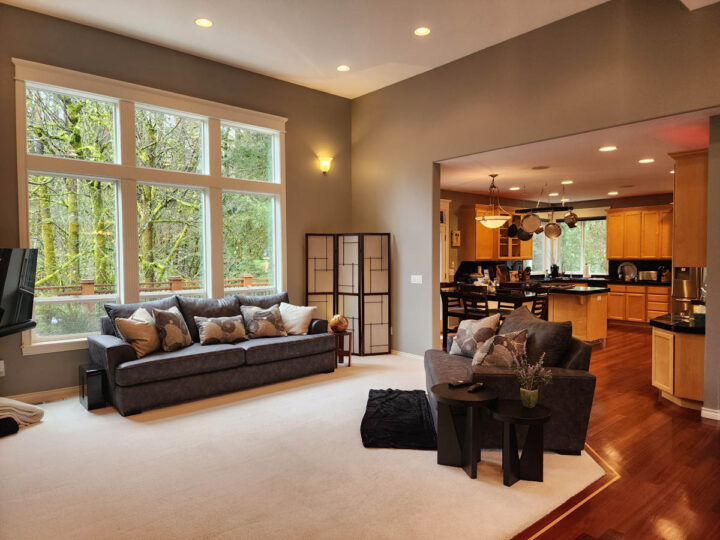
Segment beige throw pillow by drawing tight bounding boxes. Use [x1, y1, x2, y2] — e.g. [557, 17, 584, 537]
[116, 308, 161, 358]
[195, 315, 247, 345]
[279, 302, 317, 335]
[153, 306, 193, 352]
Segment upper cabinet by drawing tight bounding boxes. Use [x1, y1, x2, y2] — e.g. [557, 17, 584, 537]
[670, 149, 707, 267]
[460, 204, 532, 261]
[606, 205, 673, 259]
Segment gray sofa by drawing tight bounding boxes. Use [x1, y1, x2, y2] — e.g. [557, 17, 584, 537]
[424, 307, 596, 454]
[87, 292, 335, 416]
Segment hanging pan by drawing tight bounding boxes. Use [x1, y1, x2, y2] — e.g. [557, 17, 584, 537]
[563, 211, 579, 228]
[544, 211, 562, 239]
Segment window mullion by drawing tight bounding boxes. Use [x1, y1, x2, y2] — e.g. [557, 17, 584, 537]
[208, 118, 221, 177]
[118, 100, 139, 303]
[207, 187, 224, 298]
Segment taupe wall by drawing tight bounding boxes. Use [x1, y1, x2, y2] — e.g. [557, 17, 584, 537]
[0, 5, 351, 396]
[352, 0, 720, 356]
[705, 116, 720, 413]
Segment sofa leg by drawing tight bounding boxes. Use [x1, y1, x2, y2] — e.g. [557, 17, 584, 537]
[554, 449, 582, 456]
[121, 409, 142, 417]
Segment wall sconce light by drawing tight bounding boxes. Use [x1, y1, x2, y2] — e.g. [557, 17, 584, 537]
[319, 157, 333, 175]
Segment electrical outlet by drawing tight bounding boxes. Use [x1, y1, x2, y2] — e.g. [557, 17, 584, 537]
[410, 274, 423, 284]
[0, 360, 5, 377]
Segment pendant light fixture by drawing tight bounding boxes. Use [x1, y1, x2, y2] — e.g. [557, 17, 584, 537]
[476, 174, 512, 229]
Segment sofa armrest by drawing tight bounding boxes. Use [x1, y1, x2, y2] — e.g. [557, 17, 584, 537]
[87, 334, 137, 387]
[564, 337, 592, 371]
[308, 318, 328, 334]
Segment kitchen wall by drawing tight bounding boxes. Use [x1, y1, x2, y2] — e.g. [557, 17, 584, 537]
[352, 0, 720, 356]
[0, 5, 352, 396]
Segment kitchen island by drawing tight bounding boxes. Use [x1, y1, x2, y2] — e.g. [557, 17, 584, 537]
[548, 286, 609, 342]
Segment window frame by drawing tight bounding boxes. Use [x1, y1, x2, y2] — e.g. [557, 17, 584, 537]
[14, 58, 288, 355]
[531, 217, 608, 275]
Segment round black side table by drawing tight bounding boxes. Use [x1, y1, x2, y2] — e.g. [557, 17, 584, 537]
[491, 400, 551, 486]
[431, 383, 497, 479]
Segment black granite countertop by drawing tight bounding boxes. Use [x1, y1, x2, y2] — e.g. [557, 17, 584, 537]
[649, 314, 705, 335]
[548, 286, 610, 295]
[533, 277, 670, 286]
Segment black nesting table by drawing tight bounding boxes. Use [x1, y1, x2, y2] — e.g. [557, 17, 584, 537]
[430, 383, 497, 479]
[491, 400, 551, 486]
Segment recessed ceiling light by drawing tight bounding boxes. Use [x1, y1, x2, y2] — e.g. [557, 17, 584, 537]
[561, 179, 574, 185]
[548, 192, 559, 197]
[638, 158, 655, 164]
[414, 26, 431, 36]
[195, 18, 213, 28]
[337, 65, 350, 72]
[670, 170, 675, 174]
[608, 191, 619, 195]
[509, 187, 521, 191]
[599, 146, 617, 152]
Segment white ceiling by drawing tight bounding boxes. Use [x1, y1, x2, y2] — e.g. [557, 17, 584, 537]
[5, 0, 613, 99]
[439, 108, 720, 203]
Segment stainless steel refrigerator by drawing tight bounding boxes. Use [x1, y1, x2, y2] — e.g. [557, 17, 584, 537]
[671, 267, 705, 315]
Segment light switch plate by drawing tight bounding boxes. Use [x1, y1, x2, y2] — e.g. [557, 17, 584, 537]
[0, 360, 5, 377]
[410, 275, 423, 284]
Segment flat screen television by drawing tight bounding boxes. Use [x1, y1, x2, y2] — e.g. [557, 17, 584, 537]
[0, 248, 37, 338]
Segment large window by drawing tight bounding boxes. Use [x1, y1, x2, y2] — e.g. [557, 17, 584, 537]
[222, 192, 276, 294]
[17, 62, 286, 352]
[138, 185, 206, 299]
[530, 219, 607, 275]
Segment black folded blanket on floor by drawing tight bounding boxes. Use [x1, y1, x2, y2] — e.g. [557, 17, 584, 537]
[0, 416, 19, 438]
[360, 389, 437, 450]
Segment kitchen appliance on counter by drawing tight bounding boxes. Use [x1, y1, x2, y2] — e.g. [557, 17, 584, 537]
[550, 264, 559, 278]
[671, 267, 705, 316]
[638, 270, 658, 281]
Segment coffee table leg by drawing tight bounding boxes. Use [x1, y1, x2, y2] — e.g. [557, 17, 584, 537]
[519, 424, 544, 482]
[502, 422, 521, 486]
[462, 407, 481, 479]
[436, 402, 462, 467]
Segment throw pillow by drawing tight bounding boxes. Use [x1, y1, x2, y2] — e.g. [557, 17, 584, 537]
[152, 306, 193, 352]
[472, 329, 528, 367]
[115, 308, 160, 358]
[449, 313, 501, 358]
[279, 302, 317, 335]
[104, 296, 179, 337]
[241, 304, 287, 338]
[177, 296, 241, 342]
[498, 306, 572, 367]
[194, 315, 247, 345]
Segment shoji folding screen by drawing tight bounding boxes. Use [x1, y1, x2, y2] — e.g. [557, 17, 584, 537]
[306, 233, 391, 355]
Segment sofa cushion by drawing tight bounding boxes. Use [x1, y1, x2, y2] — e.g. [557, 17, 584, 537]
[195, 315, 247, 345]
[237, 334, 334, 365]
[498, 306, 572, 367]
[104, 296, 178, 337]
[177, 296, 241, 342]
[114, 343, 247, 386]
[235, 292, 289, 309]
[153, 306, 193, 352]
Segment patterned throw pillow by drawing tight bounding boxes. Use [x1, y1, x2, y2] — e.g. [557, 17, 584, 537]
[115, 307, 160, 358]
[449, 313, 501, 358]
[241, 304, 288, 339]
[472, 329, 528, 367]
[152, 306, 193, 352]
[194, 315, 247, 345]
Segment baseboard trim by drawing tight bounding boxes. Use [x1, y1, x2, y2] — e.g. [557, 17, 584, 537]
[391, 350, 423, 360]
[7, 386, 78, 405]
[701, 407, 720, 421]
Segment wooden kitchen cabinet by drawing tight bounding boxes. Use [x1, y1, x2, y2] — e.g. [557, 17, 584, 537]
[608, 292, 626, 320]
[625, 293, 646, 322]
[651, 328, 674, 393]
[460, 205, 531, 261]
[671, 149, 707, 267]
[606, 205, 672, 259]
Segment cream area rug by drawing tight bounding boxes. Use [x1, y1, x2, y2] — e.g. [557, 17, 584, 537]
[0, 354, 604, 539]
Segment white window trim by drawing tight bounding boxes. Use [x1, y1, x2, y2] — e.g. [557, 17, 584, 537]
[14, 59, 288, 355]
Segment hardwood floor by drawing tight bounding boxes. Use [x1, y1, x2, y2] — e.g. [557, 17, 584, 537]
[519, 324, 720, 539]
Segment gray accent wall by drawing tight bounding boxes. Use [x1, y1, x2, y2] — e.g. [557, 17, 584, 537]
[0, 5, 351, 396]
[704, 116, 720, 413]
[352, 0, 720, 355]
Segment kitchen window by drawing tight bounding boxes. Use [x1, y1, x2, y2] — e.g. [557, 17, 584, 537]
[531, 218, 607, 275]
[15, 59, 287, 354]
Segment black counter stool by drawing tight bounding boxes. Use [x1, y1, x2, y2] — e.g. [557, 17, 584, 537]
[491, 400, 551, 486]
